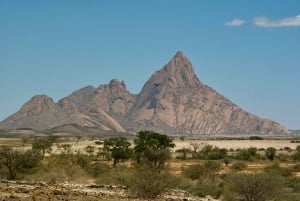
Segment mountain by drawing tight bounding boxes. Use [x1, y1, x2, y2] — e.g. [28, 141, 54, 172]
[0, 95, 70, 130]
[124, 51, 290, 135]
[0, 51, 291, 135]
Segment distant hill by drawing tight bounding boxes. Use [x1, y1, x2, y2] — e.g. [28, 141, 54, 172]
[0, 51, 290, 136]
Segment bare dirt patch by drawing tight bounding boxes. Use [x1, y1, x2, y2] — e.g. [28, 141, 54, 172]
[0, 180, 218, 201]
[173, 139, 299, 151]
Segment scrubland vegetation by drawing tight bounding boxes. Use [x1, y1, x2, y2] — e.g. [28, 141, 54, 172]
[1, 133, 300, 200]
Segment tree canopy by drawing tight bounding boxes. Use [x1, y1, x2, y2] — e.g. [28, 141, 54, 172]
[134, 130, 175, 169]
[103, 137, 131, 166]
[0, 146, 40, 179]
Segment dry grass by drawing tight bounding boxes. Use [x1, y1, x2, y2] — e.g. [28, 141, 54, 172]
[173, 139, 299, 150]
[1, 137, 299, 154]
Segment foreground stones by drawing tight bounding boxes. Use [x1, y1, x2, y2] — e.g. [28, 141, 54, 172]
[0, 180, 218, 201]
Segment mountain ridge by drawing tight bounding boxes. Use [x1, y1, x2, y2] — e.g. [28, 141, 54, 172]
[0, 51, 291, 135]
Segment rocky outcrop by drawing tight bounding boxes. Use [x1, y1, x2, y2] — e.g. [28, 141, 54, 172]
[89, 79, 136, 121]
[0, 51, 290, 135]
[0, 95, 71, 130]
[125, 51, 289, 135]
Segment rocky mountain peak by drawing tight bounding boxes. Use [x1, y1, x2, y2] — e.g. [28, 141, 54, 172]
[20, 95, 56, 113]
[0, 51, 291, 135]
[89, 79, 135, 119]
[108, 79, 126, 89]
[153, 51, 202, 89]
[58, 86, 96, 110]
[30, 95, 53, 102]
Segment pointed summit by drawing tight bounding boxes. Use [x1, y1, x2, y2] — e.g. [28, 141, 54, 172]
[174, 50, 185, 58]
[167, 50, 191, 69]
[125, 51, 290, 135]
[126, 51, 202, 124]
[0, 51, 290, 136]
[162, 51, 201, 88]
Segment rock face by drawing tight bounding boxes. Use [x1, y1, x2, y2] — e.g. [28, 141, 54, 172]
[125, 51, 289, 135]
[0, 51, 290, 135]
[0, 95, 70, 130]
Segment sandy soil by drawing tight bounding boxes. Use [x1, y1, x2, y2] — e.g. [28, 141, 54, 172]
[173, 139, 300, 150]
[1, 137, 299, 153]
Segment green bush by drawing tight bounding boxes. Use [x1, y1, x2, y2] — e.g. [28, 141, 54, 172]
[193, 184, 223, 199]
[293, 163, 300, 172]
[30, 154, 89, 183]
[230, 161, 247, 171]
[199, 145, 228, 160]
[201, 161, 222, 184]
[264, 162, 293, 177]
[71, 152, 91, 170]
[235, 147, 259, 161]
[249, 136, 263, 140]
[183, 164, 203, 180]
[287, 177, 300, 192]
[277, 153, 290, 162]
[87, 162, 111, 177]
[274, 193, 300, 201]
[94, 163, 130, 185]
[94, 140, 103, 145]
[127, 165, 176, 199]
[265, 147, 276, 161]
[284, 146, 292, 152]
[293, 145, 300, 161]
[224, 172, 284, 201]
[223, 158, 230, 166]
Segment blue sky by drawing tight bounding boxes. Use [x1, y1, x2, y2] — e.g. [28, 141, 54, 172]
[0, 1, 299, 129]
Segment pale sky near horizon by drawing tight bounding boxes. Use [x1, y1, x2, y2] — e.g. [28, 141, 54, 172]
[0, 1, 299, 130]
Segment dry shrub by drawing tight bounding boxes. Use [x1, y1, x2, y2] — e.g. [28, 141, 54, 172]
[224, 172, 284, 201]
[126, 165, 176, 199]
[26, 154, 89, 183]
[230, 161, 247, 171]
[183, 164, 203, 180]
[93, 163, 136, 186]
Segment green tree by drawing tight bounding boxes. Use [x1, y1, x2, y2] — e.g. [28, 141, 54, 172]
[265, 147, 276, 161]
[0, 146, 40, 179]
[190, 142, 202, 158]
[103, 137, 131, 166]
[32, 137, 54, 158]
[235, 147, 258, 161]
[293, 145, 300, 161]
[200, 145, 228, 160]
[134, 131, 175, 169]
[224, 157, 230, 166]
